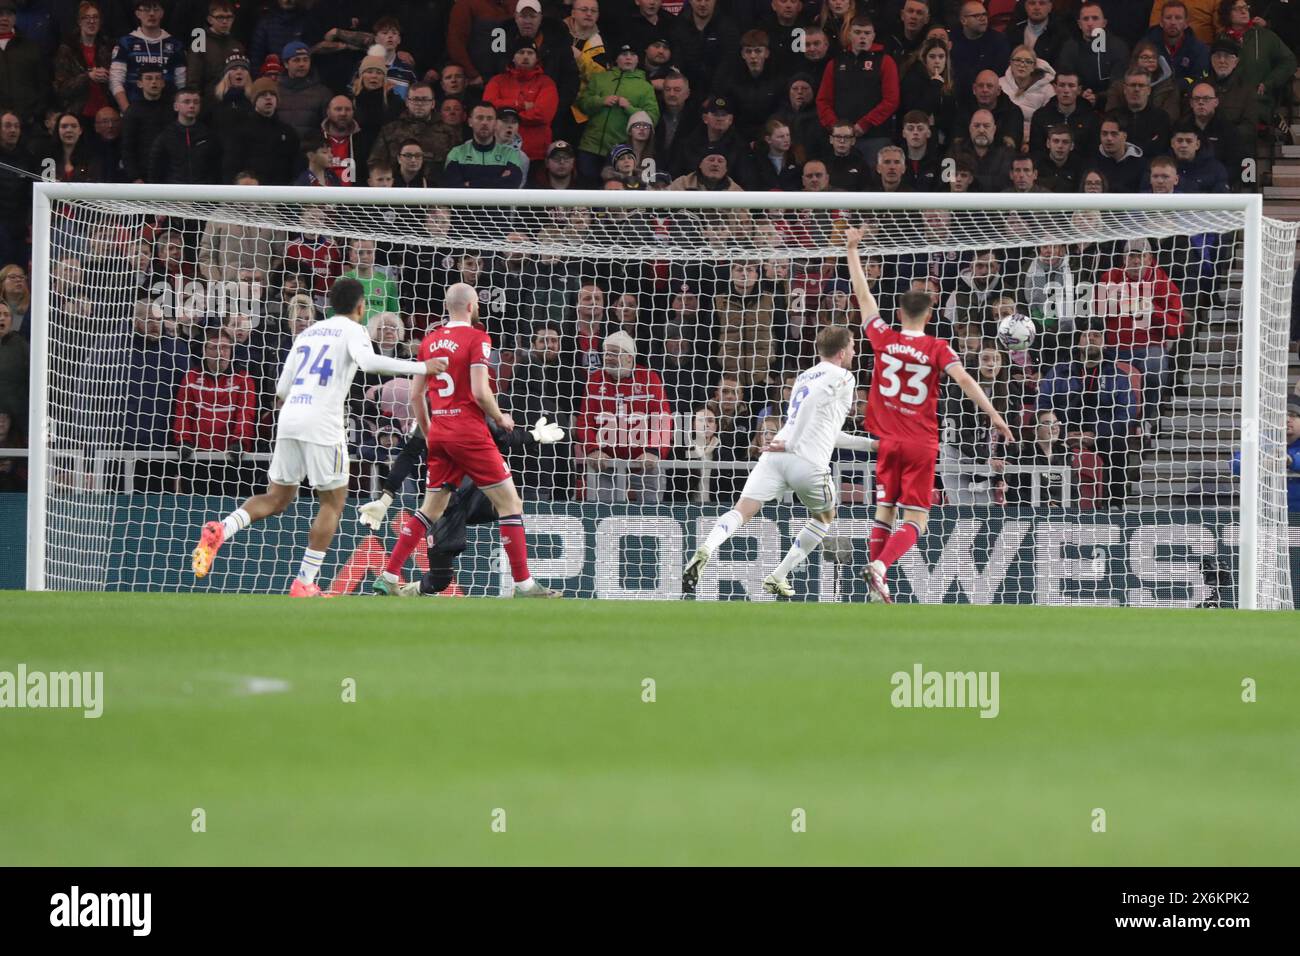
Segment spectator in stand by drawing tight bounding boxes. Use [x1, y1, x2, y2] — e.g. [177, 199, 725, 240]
[0, 264, 27, 334]
[109, 0, 185, 112]
[275, 41, 331, 141]
[576, 43, 658, 182]
[367, 16, 417, 101]
[794, 24, 833, 87]
[950, 2, 1009, 93]
[351, 52, 403, 175]
[198, 172, 285, 284]
[960, 67, 1027, 151]
[1000, 46, 1056, 146]
[483, 37, 558, 166]
[124, 299, 188, 468]
[1186, 80, 1238, 172]
[1207, 36, 1259, 163]
[948, 109, 1013, 191]
[172, 327, 257, 494]
[713, 261, 776, 389]
[0, 409, 25, 490]
[1037, 323, 1137, 508]
[89, 105, 124, 181]
[184, 1, 244, 108]
[284, 207, 342, 308]
[1031, 71, 1099, 157]
[54, 2, 114, 123]
[1005, 409, 1075, 507]
[718, 29, 783, 143]
[0, 111, 33, 264]
[886, 0, 932, 63]
[899, 38, 957, 144]
[815, 14, 899, 166]
[1150, 0, 1219, 44]
[821, 123, 868, 189]
[147, 86, 220, 183]
[317, 93, 360, 185]
[447, 0, 520, 89]
[944, 248, 1004, 337]
[1035, 124, 1083, 191]
[1146, 1, 1211, 85]
[677, 402, 721, 504]
[1111, 68, 1173, 158]
[868, 144, 910, 191]
[740, 118, 802, 189]
[392, 139, 430, 187]
[1169, 123, 1230, 191]
[772, 73, 822, 157]
[0, 298, 25, 422]
[342, 239, 399, 322]
[249, 0, 307, 72]
[443, 101, 525, 188]
[1090, 115, 1148, 192]
[672, 0, 739, 99]
[43, 112, 101, 181]
[1146, 153, 1183, 194]
[1095, 238, 1185, 421]
[368, 81, 438, 175]
[668, 145, 744, 190]
[672, 93, 743, 177]
[1021, 243, 1077, 364]
[502, 322, 572, 499]
[1010, 0, 1069, 66]
[493, 107, 528, 182]
[574, 330, 672, 504]
[1057, 3, 1129, 105]
[1221, 0, 1297, 125]
[224, 77, 299, 185]
[207, 53, 252, 141]
[898, 111, 941, 189]
[0, 5, 47, 128]
[530, 138, 579, 188]
[1004, 153, 1046, 191]
[707, 371, 752, 498]
[655, 69, 695, 163]
[366, 161, 393, 188]
[119, 64, 170, 182]
[1106, 42, 1184, 123]
[296, 131, 344, 186]
[617, 0, 677, 65]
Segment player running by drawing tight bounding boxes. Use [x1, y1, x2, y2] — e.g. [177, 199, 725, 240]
[191, 278, 441, 596]
[372, 282, 560, 598]
[684, 325, 878, 599]
[845, 226, 1013, 603]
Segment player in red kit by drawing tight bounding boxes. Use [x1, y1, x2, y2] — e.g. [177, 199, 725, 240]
[373, 282, 561, 598]
[845, 227, 1012, 603]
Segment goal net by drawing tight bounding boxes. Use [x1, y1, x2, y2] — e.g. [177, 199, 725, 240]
[26, 186, 1297, 608]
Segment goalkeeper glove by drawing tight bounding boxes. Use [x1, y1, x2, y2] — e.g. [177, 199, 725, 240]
[530, 416, 565, 444]
[358, 492, 393, 531]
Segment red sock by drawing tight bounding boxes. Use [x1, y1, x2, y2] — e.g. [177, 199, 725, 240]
[878, 521, 921, 569]
[384, 511, 431, 576]
[499, 514, 531, 582]
[869, 521, 892, 563]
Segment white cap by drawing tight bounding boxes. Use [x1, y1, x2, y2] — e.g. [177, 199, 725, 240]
[604, 330, 637, 359]
[516, 0, 542, 12]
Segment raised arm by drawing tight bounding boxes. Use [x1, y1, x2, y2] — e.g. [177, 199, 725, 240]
[844, 226, 881, 325]
[945, 364, 1014, 442]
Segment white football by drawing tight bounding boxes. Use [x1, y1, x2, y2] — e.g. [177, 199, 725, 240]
[996, 313, 1036, 351]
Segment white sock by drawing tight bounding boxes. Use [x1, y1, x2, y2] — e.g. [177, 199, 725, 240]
[703, 509, 744, 552]
[221, 508, 251, 540]
[380, 570, 398, 583]
[298, 548, 326, 584]
[773, 519, 831, 579]
[515, 577, 536, 591]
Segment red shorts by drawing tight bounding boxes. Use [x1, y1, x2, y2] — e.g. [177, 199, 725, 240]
[426, 432, 511, 490]
[874, 439, 938, 512]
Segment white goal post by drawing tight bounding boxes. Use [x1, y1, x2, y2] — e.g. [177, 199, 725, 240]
[25, 184, 1297, 607]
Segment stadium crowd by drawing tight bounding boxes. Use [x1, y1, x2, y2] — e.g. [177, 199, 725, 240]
[2, 0, 1300, 507]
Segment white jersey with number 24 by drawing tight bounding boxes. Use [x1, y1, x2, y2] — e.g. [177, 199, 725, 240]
[774, 361, 856, 469]
[275, 315, 425, 445]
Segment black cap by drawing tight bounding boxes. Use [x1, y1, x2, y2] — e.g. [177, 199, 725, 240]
[1288, 394, 1300, 416]
[1211, 37, 1241, 56]
[649, 37, 671, 47]
[497, 107, 519, 121]
[701, 144, 729, 160]
[547, 139, 576, 157]
[703, 95, 732, 115]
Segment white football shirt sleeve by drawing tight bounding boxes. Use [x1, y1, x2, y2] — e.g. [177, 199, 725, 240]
[346, 322, 425, 376]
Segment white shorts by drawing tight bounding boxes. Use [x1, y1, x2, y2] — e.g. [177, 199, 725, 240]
[268, 437, 349, 491]
[740, 452, 837, 513]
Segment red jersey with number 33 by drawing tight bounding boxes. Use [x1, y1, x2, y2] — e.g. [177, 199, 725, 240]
[418, 321, 493, 440]
[863, 314, 960, 447]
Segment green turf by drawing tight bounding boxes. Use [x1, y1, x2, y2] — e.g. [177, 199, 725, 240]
[0, 593, 1297, 865]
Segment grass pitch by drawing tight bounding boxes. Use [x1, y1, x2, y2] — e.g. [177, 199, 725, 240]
[0, 593, 1296, 866]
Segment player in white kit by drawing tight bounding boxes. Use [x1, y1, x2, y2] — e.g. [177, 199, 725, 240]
[190, 278, 443, 596]
[684, 325, 878, 599]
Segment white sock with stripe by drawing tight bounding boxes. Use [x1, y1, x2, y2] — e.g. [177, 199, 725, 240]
[703, 509, 745, 553]
[297, 548, 326, 585]
[221, 508, 251, 540]
[773, 519, 832, 579]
